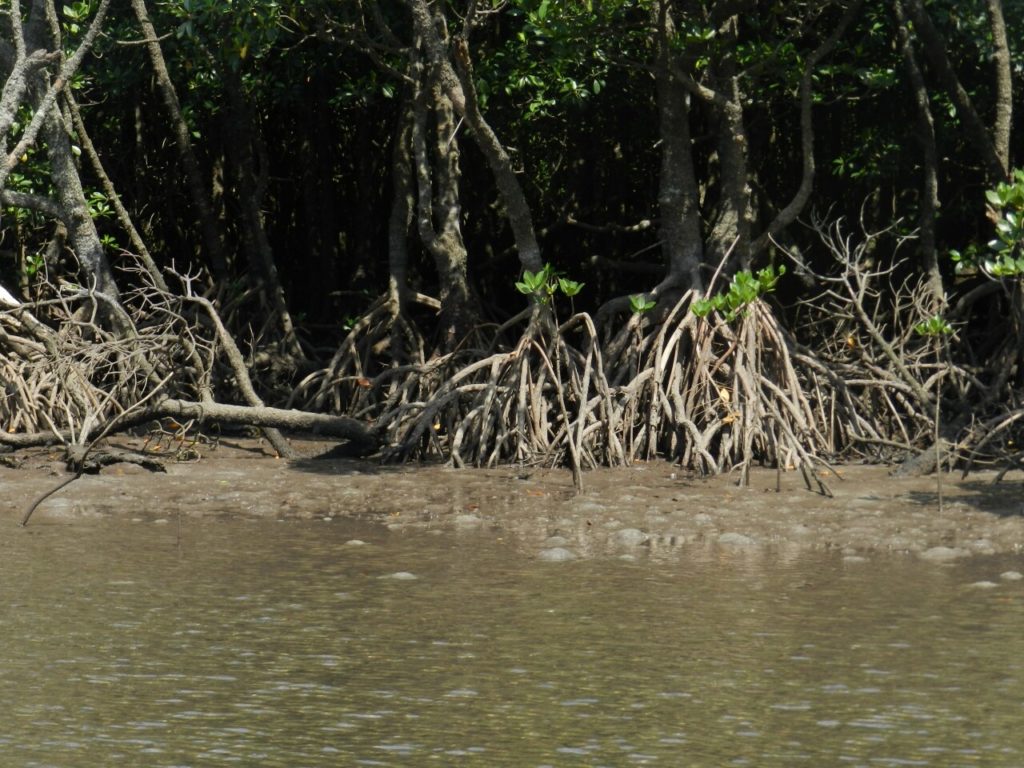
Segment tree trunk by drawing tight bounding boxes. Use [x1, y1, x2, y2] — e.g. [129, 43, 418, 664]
[2, 0, 120, 308]
[651, 2, 705, 292]
[388, 90, 415, 312]
[18, 0, 119, 305]
[900, 0, 1007, 181]
[63, 91, 169, 293]
[405, 0, 543, 274]
[985, 0, 1012, 173]
[222, 69, 304, 360]
[893, 0, 944, 307]
[752, 0, 865, 255]
[410, 41, 479, 347]
[703, 17, 754, 273]
[129, 0, 228, 278]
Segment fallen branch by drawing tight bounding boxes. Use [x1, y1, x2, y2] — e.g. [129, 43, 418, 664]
[2, 397, 378, 451]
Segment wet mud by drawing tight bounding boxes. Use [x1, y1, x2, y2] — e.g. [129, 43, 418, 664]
[3, 437, 1023, 562]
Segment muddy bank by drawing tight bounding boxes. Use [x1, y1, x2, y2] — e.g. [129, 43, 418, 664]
[3, 438, 1023, 561]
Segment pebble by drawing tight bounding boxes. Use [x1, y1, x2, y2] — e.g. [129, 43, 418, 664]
[717, 532, 756, 548]
[611, 528, 648, 546]
[968, 581, 999, 589]
[1000, 571, 1024, 581]
[344, 539, 367, 546]
[919, 546, 970, 561]
[380, 572, 418, 580]
[538, 547, 577, 562]
[967, 539, 996, 555]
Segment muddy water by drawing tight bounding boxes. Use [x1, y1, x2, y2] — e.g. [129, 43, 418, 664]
[4, 515, 1024, 767]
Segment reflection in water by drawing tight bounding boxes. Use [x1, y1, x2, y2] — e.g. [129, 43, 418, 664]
[3, 517, 1024, 766]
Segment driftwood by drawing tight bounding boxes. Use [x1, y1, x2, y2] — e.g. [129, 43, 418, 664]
[1, 397, 378, 451]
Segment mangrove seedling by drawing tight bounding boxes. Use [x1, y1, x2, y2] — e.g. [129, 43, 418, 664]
[915, 313, 954, 513]
[629, 294, 657, 315]
[691, 265, 786, 321]
[516, 264, 584, 307]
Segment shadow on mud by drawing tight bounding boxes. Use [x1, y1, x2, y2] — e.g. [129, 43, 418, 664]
[905, 474, 1024, 517]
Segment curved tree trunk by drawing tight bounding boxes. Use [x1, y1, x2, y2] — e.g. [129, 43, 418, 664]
[900, 0, 1008, 182]
[410, 43, 479, 348]
[19, 0, 120, 306]
[129, 0, 228, 278]
[405, 0, 543, 274]
[63, 91, 169, 293]
[752, 0, 865, 256]
[222, 69, 304, 360]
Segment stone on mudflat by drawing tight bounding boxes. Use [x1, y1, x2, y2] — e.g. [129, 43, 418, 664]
[919, 546, 969, 561]
[717, 532, 757, 548]
[538, 547, 577, 562]
[611, 528, 648, 547]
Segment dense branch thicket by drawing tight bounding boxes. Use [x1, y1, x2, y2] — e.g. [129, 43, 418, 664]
[2, 0, 1022, 489]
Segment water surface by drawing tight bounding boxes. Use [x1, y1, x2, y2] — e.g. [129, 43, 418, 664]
[3, 517, 1023, 766]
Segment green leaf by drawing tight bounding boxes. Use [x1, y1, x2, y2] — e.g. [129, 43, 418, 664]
[629, 294, 656, 314]
[558, 277, 583, 297]
[691, 298, 714, 318]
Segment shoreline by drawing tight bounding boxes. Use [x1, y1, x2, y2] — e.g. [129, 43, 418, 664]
[3, 439, 1023, 561]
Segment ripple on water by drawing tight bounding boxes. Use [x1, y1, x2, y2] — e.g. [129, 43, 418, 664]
[4, 519, 1024, 766]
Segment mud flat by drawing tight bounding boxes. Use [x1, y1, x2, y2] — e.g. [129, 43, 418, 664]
[3, 438, 1023, 561]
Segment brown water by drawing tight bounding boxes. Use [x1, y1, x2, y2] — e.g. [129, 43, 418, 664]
[3, 516, 1024, 767]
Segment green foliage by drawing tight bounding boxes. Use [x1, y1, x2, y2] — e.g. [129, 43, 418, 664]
[950, 169, 1024, 278]
[914, 315, 953, 337]
[170, 0, 283, 68]
[62, 2, 95, 37]
[515, 263, 583, 305]
[86, 191, 113, 220]
[23, 253, 45, 279]
[493, 1, 614, 120]
[691, 266, 786, 321]
[629, 294, 656, 315]
[557, 277, 584, 297]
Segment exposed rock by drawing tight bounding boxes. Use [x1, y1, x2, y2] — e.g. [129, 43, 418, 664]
[717, 532, 757, 548]
[611, 528, 648, 547]
[919, 546, 969, 561]
[538, 547, 577, 562]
